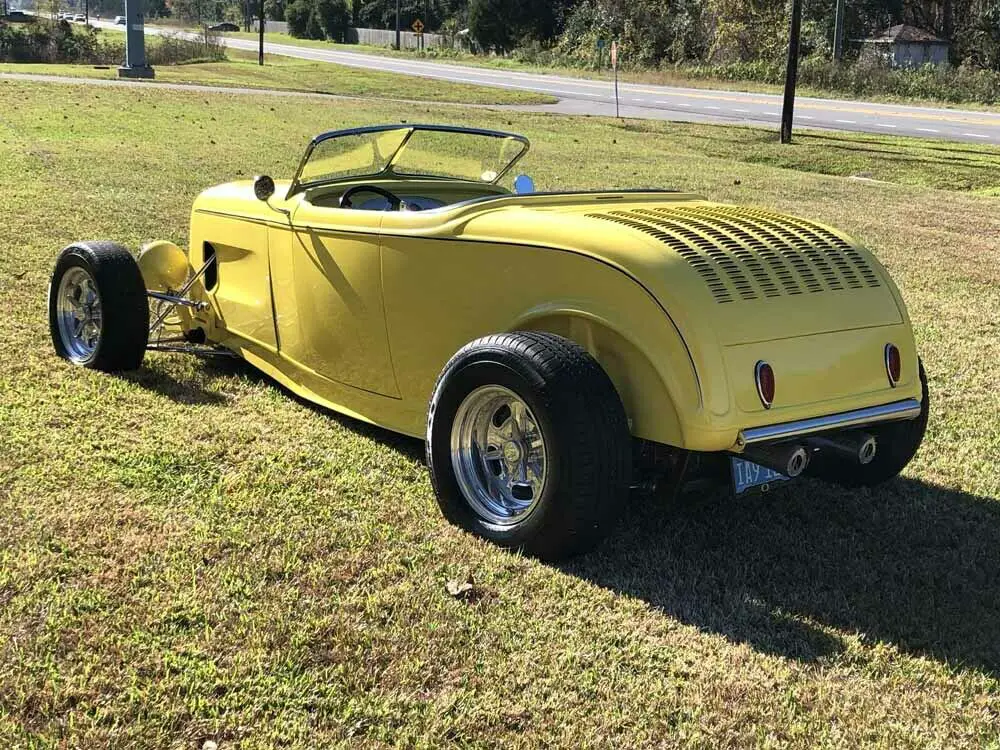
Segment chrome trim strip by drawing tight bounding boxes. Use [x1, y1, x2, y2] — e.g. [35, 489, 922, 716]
[736, 398, 922, 448]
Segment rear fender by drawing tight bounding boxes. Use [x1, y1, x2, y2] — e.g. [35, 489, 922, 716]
[515, 309, 692, 446]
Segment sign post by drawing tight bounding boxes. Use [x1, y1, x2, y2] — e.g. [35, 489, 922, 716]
[610, 40, 620, 118]
[118, 0, 154, 78]
[412, 18, 424, 50]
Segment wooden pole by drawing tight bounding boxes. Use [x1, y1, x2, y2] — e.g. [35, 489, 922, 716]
[833, 0, 846, 61]
[780, 0, 802, 144]
[395, 0, 400, 49]
[258, 0, 264, 65]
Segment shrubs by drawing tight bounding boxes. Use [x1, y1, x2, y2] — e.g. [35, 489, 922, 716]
[0, 22, 225, 65]
[285, 0, 348, 41]
[678, 56, 1000, 105]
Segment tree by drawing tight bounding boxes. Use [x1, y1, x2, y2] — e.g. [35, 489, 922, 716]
[315, 0, 348, 40]
[469, 0, 516, 51]
[285, 0, 311, 35]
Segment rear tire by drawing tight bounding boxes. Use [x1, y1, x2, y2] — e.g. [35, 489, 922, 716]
[808, 361, 929, 488]
[427, 332, 632, 561]
[48, 241, 149, 372]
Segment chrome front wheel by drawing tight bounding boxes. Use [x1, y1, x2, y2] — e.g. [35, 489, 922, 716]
[48, 242, 149, 372]
[55, 266, 103, 363]
[450, 385, 548, 526]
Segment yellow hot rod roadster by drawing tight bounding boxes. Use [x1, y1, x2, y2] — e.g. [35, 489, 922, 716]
[48, 124, 928, 559]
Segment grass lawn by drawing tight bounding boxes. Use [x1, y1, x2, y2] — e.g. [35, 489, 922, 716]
[0, 49, 556, 105]
[2, 77, 1000, 747]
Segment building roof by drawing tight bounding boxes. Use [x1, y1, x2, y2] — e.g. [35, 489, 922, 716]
[867, 24, 948, 44]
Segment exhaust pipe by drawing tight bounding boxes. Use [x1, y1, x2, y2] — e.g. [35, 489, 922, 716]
[805, 431, 878, 465]
[740, 442, 811, 477]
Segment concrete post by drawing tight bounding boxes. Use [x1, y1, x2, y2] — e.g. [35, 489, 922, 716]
[118, 0, 154, 78]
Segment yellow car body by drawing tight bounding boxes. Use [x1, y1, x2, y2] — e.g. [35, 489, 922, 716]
[51, 124, 926, 558]
[179, 177, 921, 455]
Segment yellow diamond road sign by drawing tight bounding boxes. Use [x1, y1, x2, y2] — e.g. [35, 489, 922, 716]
[411, 19, 424, 33]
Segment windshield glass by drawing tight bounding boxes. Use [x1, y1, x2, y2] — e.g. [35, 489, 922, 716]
[294, 125, 529, 190]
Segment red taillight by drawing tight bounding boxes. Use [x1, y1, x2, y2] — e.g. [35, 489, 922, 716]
[755, 361, 775, 409]
[885, 343, 901, 387]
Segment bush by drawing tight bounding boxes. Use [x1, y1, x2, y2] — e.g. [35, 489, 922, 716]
[0, 22, 224, 65]
[675, 55, 1000, 106]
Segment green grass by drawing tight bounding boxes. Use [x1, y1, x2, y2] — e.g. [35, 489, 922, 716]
[0, 48, 556, 105]
[2, 77, 1000, 747]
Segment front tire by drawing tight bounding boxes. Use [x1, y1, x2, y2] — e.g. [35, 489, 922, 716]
[48, 241, 149, 372]
[808, 361, 930, 488]
[427, 332, 632, 561]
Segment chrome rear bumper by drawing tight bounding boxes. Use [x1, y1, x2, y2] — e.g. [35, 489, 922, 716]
[735, 398, 922, 449]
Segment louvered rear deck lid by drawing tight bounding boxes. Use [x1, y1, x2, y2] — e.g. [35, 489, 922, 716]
[586, 204, 882, 304]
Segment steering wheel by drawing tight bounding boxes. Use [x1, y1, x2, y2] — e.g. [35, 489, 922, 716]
[339, 184, 403, 211]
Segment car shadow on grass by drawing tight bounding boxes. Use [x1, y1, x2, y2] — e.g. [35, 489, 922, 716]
[117, 361, 232, 405]
[562, 477, 1000, 675]
[137, 358, 1000, 675]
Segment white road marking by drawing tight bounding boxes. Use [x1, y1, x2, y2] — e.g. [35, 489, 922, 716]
[799, 115, 815, 120]
[733, 108, 750, 113]
[917, 128, 940, 133]
[835, 119, 856, 124]
[704, 105, 721, 110]
[963, 132, 990, 138]
[678, 103, 692, 107]
[764, 111, 779, 116]
[876, 123, 897, 128]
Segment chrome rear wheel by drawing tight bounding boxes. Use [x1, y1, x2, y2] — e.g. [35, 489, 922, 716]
[450, 385, 548, 526]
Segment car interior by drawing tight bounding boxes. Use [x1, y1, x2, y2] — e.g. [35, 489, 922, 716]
[304, 179, 513, 213]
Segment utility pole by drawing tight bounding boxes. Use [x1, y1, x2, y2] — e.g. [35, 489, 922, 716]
[833, 0, 846, 62]
[258, 0, 264, 65]
[394, 0, 400, 49]
[780, 0, 802, 144]
[84, 0, 88, 25]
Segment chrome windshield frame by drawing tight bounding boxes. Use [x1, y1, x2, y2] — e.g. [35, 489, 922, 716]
[286, 124, 531, 199]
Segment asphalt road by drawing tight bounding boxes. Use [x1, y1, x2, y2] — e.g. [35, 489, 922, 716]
[82, 18, 1000, 144]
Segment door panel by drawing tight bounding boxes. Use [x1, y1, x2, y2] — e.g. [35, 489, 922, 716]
[270, 204, 399, 397]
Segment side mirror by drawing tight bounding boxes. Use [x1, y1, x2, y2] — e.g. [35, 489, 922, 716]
[253, 174, 276, 201]
[513, 174, 535, 195]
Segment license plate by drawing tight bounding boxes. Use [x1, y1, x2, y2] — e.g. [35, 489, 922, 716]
[730, 457, 790, 495]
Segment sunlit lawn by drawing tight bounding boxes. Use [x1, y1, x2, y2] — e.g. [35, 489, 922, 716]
[0, 47, 556, 105]
[1, 77, 999, 747]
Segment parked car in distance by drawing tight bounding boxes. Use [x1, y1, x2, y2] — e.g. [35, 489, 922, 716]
[73, 13, 85, 21]
[208, 21, 238, 31]
[114, 15, 126, 23]
[46, 124, 929, 561]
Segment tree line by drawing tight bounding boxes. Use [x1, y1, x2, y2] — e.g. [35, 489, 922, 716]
[39, 0, 1000, 71]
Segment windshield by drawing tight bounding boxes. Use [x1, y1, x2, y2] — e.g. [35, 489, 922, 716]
[292, 125, 529, 193]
